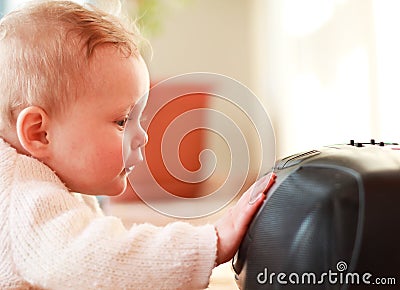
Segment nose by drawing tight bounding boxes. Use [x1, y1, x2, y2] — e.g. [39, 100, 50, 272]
[130, 125, 148, 150]
[123, 122, 148, 169]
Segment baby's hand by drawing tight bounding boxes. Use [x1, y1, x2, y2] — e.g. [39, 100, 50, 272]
[214, 174, 274, 265]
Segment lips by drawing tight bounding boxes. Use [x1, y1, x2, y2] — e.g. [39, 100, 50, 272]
[124, 165, 135, 175]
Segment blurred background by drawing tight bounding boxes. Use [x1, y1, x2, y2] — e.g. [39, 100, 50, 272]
[3, 0, 399, 160]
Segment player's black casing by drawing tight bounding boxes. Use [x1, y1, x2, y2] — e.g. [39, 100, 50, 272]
[233, 142, 400, 289]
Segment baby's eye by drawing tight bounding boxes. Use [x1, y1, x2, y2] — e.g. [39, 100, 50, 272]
[116, 117, 129, 128]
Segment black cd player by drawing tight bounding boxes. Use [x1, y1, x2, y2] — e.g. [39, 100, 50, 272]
[233, 140, 400, 289]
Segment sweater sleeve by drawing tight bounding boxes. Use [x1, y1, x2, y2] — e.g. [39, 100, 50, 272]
[9, 159, 217, 290]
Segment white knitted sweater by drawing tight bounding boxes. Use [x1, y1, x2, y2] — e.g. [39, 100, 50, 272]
[0, 138, 217, 290]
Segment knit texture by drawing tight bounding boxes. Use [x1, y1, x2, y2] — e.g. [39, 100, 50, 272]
[0, 139, 217, 290]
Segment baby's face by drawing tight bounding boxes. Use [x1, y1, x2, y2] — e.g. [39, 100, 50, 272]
[46, 46, 149, 196]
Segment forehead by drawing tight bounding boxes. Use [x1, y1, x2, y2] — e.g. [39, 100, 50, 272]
[82, 46, 149, 111]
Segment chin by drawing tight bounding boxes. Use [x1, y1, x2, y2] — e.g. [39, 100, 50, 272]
[102, 177, 128, 196]
[75, 175, 128, 196]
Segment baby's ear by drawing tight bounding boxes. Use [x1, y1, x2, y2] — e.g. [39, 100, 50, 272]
[16, 106, 50, 158]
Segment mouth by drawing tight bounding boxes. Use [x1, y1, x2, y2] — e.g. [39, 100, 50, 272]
[124, 165, 135, 175]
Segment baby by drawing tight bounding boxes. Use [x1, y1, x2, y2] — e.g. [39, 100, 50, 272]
[0, 1, 269, 289]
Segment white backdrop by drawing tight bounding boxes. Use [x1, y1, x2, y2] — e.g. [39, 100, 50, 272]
[252, 0, 400, 157]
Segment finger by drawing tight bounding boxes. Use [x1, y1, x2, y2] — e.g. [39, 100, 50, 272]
[238, 175, 268, 203]
[249, 172, 276, 204]
[232, 174, 273, 226]
[234, 185, 267, 228]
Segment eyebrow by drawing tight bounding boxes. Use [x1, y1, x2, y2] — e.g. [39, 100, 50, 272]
[113, 94, 147, 116]
[112, 104, 134, 116]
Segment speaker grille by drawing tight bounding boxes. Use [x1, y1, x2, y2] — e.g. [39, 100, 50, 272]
[239, 166, 360, 289]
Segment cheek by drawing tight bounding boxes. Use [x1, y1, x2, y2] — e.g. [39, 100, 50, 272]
[63, 131, 123, 178]
[92, 135, 124, 172]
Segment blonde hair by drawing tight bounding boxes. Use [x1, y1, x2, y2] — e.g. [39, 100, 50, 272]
[0, 0, 142, 130]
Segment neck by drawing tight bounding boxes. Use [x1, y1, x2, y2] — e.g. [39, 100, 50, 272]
[0, 127, 29, 155]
